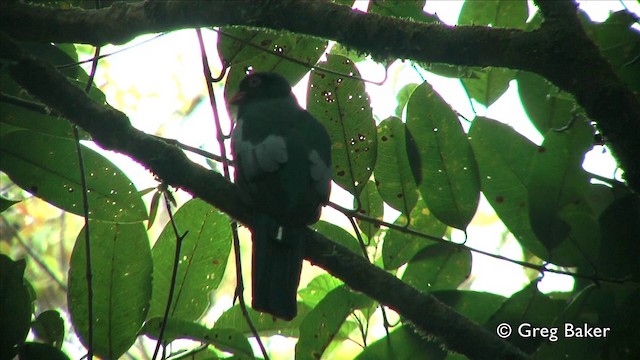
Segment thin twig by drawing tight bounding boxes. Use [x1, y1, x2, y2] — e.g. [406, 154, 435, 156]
[151, 191, 188, 360]
[75, 42, 101, 360]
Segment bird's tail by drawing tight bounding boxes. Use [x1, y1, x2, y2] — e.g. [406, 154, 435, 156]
[251, 214, 304, 320]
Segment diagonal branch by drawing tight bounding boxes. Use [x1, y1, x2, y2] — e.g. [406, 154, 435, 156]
[0, 32, 529, 360]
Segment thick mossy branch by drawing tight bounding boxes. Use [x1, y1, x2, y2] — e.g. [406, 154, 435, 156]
[0, 32, 529, 360]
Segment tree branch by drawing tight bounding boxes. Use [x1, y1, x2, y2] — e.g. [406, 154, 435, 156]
[0, 32, 529, 360]
[1, 0, 638, 193]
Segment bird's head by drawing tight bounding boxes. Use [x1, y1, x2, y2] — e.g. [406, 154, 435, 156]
[230, 72, 293, 106]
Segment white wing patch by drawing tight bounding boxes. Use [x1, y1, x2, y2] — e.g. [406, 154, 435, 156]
[309, 150, 331, 196]
[233, 120, 288, 179]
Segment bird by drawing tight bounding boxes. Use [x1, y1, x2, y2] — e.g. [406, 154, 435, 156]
[229, 72, 332, 320]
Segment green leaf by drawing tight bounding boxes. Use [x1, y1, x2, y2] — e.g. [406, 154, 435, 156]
[486, 282, 565, 353]
[375, 117, 418, 215]
[0, 195, 20, 212]
[214, 303, 311, 337]
[0, 130, 147, 223]
[19, 42, 79, 79]
[312, 220, 362, 256]
[597, 195, 640, 280]
[220, 28, 328, 102]
[395, 83, 420, 117]
[462, 67, 516, 106]
[468, 117, 547, 258]
[68, 221, 152, 360]
[308, 54, 377, 196]
[149, 199, 232, 321]
[406, 82, 480, 229]
[18, 342, 70, 360]
[382, 198, 447, 270]
[534, 283, 640, 359]
[299, 273, 343, 308]
[433, 290, 506, 325]
[593, 11, 640, 92]
[296, 285, 370, 360]
[517, 71, 577, 134]
[369, 0, 440, 24]
[0, 103, 90, 140]
[355, 326, 446, 360]
[32, 310, 65, 348]
[355, 180, 384, 240]
[527, 121, 595, 262]
[0, 255, 32, 360]
[458, 0, 528, 29]
[143, 317, 254, 359]
[402, 244, 471, 292]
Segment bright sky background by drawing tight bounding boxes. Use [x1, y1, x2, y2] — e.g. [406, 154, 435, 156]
[77, 1, 639, 356]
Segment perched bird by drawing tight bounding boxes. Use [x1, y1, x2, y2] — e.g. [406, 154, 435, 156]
[229, 72, 332, 320]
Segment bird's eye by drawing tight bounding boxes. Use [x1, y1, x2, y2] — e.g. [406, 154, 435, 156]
[248, 77, 261, 88]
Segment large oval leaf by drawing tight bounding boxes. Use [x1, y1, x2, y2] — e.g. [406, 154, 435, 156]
[308, 54, 377, 196]
[517, 71, 577, 134]
[0, 130, 147, 223]
[382, 198, 447, 270]
[148, 199, 232, 321]
[374, 116, 418, 216]
[468, 117, 547, 259]
[406, 82, 480, 230]
[527, 120, 595, 262]
[402, 244, 472, 292]
[68, 221, 152, 359]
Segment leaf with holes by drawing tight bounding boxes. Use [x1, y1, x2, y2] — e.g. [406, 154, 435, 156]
[375, 117, 418, 216]
[0, 130, 147, 223]
[468, 117, 548, 259]
[148, 199, 232, 321]
[220, 28, 328, 102]
[308, 54, 377, 196]
[68, 221, 152, 360]
[406, 82, 480, 230]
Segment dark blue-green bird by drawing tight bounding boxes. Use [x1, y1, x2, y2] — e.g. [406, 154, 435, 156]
[229, 72, 332, 320]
